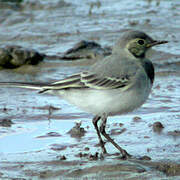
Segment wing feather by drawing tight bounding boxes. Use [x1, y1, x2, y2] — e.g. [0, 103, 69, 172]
[81, 72, 130, 89]
[39, 71, 132, 93]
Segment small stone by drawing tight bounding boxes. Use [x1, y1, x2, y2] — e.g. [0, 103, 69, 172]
[153, 121, 164, 133]
[119, 123, 124, 127]
[67, 121, 86, 138]
[0, 118, 14, 127]
[84, 147, 90, 151]
[144, 136, 150, 138]
[88, 152, 98, 161]
[59, 155, 66, 160]
[133, 116, 142, 122]
[139, 155, 151, 161]
[128, 20, 139, 26]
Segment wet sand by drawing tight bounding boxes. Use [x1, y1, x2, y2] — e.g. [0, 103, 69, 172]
[0, 0, 180, 179]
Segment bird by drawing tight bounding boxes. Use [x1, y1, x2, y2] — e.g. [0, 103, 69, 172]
[0, 30, 168, 159]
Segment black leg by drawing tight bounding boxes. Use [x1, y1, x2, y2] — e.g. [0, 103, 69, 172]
[99, 115, 131, 159]
[92, 116, 107, 154]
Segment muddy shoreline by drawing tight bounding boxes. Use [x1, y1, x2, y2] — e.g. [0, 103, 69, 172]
[0, 0, 180, 179]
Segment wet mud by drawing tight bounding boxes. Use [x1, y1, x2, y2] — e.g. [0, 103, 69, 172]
[0, 0, 180, 179]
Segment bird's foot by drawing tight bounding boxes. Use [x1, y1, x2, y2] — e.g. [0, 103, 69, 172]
[120, 149, 132, 160]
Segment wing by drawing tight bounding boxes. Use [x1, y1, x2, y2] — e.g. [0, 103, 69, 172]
[39, 71, 132, 93]
[80, 72, 130, 89]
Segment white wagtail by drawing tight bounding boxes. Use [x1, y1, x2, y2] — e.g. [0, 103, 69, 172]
[0, 30, 168, 158]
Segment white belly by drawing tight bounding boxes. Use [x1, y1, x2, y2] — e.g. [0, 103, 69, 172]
[51, 79, 152, 116]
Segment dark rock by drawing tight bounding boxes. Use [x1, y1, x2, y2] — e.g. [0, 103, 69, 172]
[152, 121, 164, 133]
[133, 116, 142, 122]
[67, 121, 86, 138]
[61, 40, 112, 60]
[128, 20, 139, 26]
[0, 118, 14, 127]
[0, 45, 44, 68]
[139, 155, 151, 161]
[88, 152, 99, 161]
[84, 147, 90, 151]
[59, 155, 66, 160]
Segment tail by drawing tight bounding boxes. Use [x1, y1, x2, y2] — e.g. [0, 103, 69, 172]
[0, 73, 83, 93]
[0, 82, 47, 91]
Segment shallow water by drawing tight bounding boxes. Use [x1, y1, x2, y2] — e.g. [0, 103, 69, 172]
[0, 0, 180, 179]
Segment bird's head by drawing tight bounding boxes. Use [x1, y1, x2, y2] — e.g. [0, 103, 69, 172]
[113, 30, 168, 58]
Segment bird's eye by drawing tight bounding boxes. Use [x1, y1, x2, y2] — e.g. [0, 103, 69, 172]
[137, 39, 145, 45]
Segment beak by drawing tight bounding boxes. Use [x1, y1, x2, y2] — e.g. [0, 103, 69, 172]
[146, 40, 168, 48]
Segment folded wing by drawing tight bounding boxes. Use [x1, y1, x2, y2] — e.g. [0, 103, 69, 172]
[39, 71, 131, 93]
